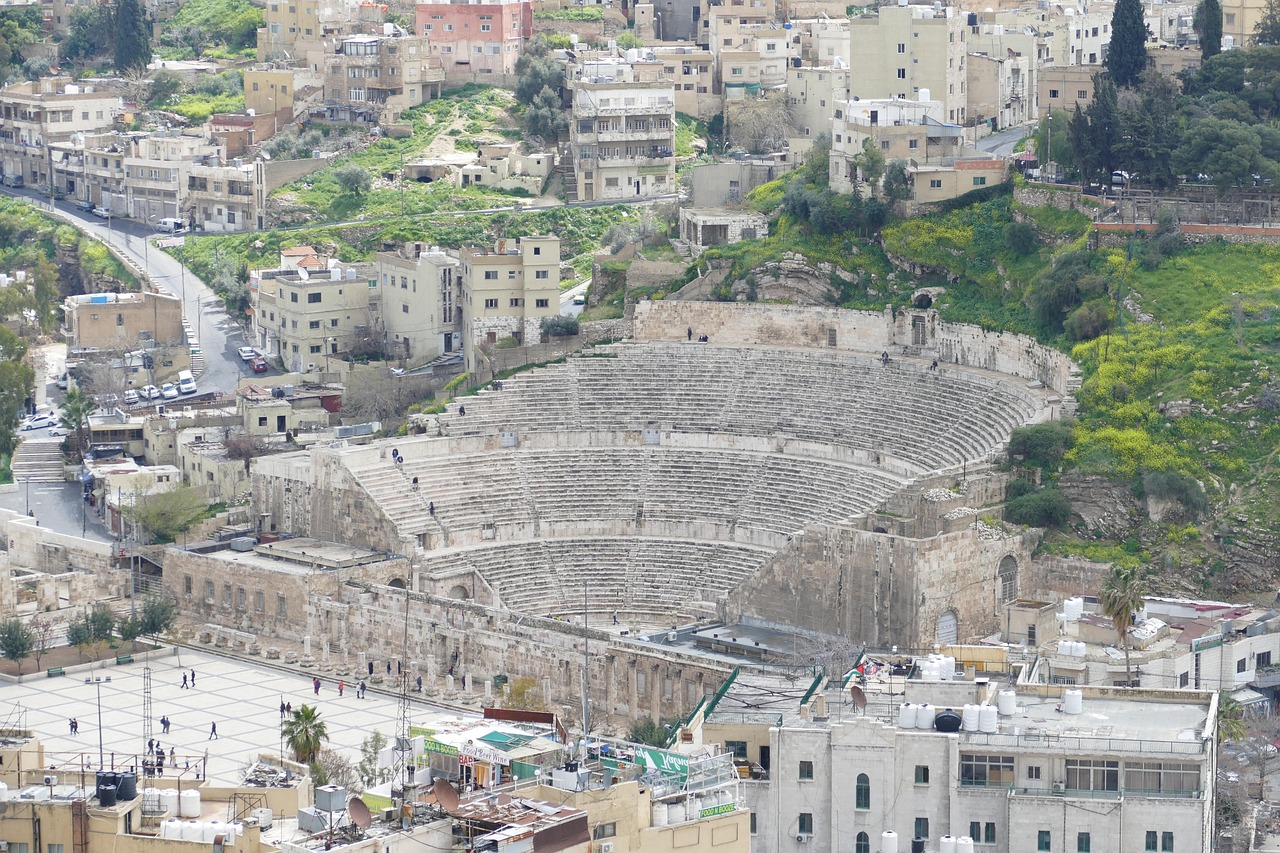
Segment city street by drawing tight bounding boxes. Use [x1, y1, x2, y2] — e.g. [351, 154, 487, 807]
[978, 125, 1031, 158]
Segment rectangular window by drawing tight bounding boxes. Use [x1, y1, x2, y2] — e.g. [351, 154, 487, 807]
[307, 292, 321, 303]
[914, 818, 929, 840]
[1238, 658, 1248, 673]
[914, 765, 929, 784]
[1078, 89, 1088, 99]
[969, 823, 981, 843]
[1077, 833, 1090, 853]
[725, 741, 747, 759]
[290, 292, 299, 303]
[798, 814, 813, 835]
[1125, 762, 1200, 795]
[909, 139, 919, 149]
[1027, 765, 1042, 780]
[1038, 831, 1051, 852]
[592, 824, 616, 840]
[1162, 833, 1174, 852]
[985, 824, 996, 845]
[484, 298, 498, 308]
[277, 594, 287, 616]
[1179, 671, 1189, 687]
[1066, 759, 1119, 792]
[535, 270, 549, 279]
[1146, 832, 1158, 852]
[183, 575, 192, 595]
[897, 68, 907, 78]
[973, 177, 988, 186]
[310, 345, 322, 354]
[897, 43, 905, 52]
[509, 298, 523, 308]
[402, 304, 410, 313]
[236, 587, 246, 608]
[1049, 88, 1060, 98]
[1259, 651, 1273, 668]
[535, 298, 549, 308]
[47, 845, 64, 853]
[309, 320, 321, 329]
[750, 813, 757, 835]
[484, 270, 498, 280]
[799, 760, 814, 780]
[255, 591, 264, 612]
[960, 754, 1015, 787]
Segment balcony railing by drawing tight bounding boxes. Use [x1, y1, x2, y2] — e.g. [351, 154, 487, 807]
[1012, 786, 1203, 800]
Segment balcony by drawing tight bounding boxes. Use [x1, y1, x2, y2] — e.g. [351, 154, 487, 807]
[591, 126, 674, 142]
[596, 153, 674, 166]
[1012, 786, 1202, 800]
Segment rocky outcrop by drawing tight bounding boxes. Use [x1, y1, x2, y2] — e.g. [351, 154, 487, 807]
[673, 252, 852, 305]
[1058, 473, 1143, 538]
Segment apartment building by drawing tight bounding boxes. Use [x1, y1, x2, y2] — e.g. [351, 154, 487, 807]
[829, 97, 960, 190]
[187, 159, 260, 232]
[696, 0, 776, 47]
[372, 241, 462, 366]
[257, 0, 323, 58]
[458, 235, 559, 371]
[791, 17, 851, 66]
[1222, 0, 1263, 47]
[253, 258, 377, 372]
[787, 65, 849, 140]
[323, 31, 444, 124]
[712, 21, 791, 99]
[1036, 65, 1095, 118]
[64, 291, 185, 351]
[850, 4, 968, 124]
[0, 77, 121, 191]
[966, 49, 1033, 129]
[568, 59, 677, 202]
[694, 669, 1215, 853]
[413, 0, 533, 79]
[651, 44, 719, 119]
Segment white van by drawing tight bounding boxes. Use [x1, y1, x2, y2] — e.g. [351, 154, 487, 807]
[177, 370, 197, 395]
[157, 217, 187, 234]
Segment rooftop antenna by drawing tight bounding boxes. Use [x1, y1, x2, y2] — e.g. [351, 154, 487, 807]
[581, 580, 589, 756]
[142, 665, 153, 793]
[393, 583, 416, 820]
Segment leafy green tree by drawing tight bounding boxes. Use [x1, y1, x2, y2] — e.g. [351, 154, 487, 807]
[67, 619, 92, 661]
[59, 387, 97, 453]
[356, 730, 389, 791]
[282, 704, 329, 763]
[0, 618, 34, 674]
[523, 87, 567, 141]
[113, 0, 150, 73]
[1007, 421, 1076, 467]
[1004, 488, 1072, 527]
[1114, 72, 1183, 189]
[89, 604, 116, 643]
[1005, 221, 1038, 255]
[121, 483, 207, 543]
[333, 164, 372, 196]
[627, 717, 682, 747]
[882, 159, 911, 203]
[1217, 691, 1247, 743]
[1107, 0, 1150, 86]
[64, 5, 114, 60]
[513, 53, 563, 105]
[1257, 0, 1280, 45]
[1173, 117, 1273, 192]
[1194, 0, 1223, 58]
[856, 138, 886, 193]
[139, 595, 177, 645]
[117, 615, 142, 651]
[148, 69, 184, 107]
[1099, 565, 1147, 685]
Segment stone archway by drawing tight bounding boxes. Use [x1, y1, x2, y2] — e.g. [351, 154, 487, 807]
[448, 584, 471, 600]
[997, 555, 1018, 604]
[936, 610, 958, 646]
[388, 577, 407, 590]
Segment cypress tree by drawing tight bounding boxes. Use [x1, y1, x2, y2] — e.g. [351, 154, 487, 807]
[113, 0, 150, 74]
[1194, 0, 1223, 58]
[1107, 0, 1149, 87]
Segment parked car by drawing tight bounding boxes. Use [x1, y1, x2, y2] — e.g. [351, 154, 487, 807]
[75, 199, 96, 212]
[124, 389, 140, 405]
[160, 383, 178, 400]
[1, 174, 23, 188]
[91, 205, 112, 219]
[140, 384, 160, 400]
[250, 357, 269, 373]
[177, 370, 197, 395]
[48, 425, 68, 437]
[55, 373, 68, 390]
[237, 346, 258, 362]
[22, 415, 55, 430]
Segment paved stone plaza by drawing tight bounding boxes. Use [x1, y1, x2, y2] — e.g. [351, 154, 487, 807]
[1, 648, 461, 784]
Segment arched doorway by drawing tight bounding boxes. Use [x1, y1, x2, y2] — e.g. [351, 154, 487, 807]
[936, 610, 958, 646]
[388, 577, 407, 590]
[448, 584, 471, 600]
[997, 555, 1018, 604]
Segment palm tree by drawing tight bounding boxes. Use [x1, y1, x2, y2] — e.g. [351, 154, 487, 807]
[1099, 564, 1147, 686]
[282, 704, 329, 764]
[1217, 691, 1247, 744]
[59, 387, 96, 453]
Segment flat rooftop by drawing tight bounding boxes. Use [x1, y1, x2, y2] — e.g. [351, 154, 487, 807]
[253, 537, 389, 569]
[5, 648, 474, 785]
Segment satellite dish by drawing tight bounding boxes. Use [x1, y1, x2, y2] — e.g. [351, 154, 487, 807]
[434, 780, 459, 812]
[850, 685, 868, 712]
[348, 796, 371, 830]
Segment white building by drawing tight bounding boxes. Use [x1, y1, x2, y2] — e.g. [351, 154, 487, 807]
[692, 668, 1216, 853]
[372, 242, 462, 367]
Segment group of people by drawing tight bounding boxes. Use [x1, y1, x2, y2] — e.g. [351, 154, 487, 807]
[68, 718, 80, 735]
[305, 678, 369, 699]
[687, 327, 710, 343]
[179, 669, 197, 689]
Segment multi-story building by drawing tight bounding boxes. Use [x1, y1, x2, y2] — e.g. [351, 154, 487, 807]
[186, 158, 260, 232]
[713, 22, 791, 100]
[64, 291, 185, 352]
[694, 668, 1216, 853]
[372, 241, 462, 366]
[787, 64, 850, 141]
[252, 257, 376, 372]
[568, 59, 676, 202]
[256, 0, 322, 59]
[829, 97, 963, 190]
[458, 235, 559, 372]
[0, 77, 121, 191]
[1222, 0, 1262, 47]
[850, 4, 968, 124]
[323, 31, 444, 124]
[651, 44, 719, 119]
[966, 47, 1033, 130]
[1036, 65, 1095, 118]
[413, 0, 533, 79]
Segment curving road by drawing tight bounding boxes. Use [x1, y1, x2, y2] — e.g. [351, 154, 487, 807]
[0, 186, 252, 395]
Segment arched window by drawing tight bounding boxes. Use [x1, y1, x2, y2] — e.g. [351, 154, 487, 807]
[855, 773, 870, 809]
[856, 833, 870, 853]
[936, 610, 958, 646]
[998, 555, 1018, 604]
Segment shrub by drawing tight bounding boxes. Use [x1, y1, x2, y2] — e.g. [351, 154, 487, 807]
[1005, 488, 1072, 527]
[1006, 221, 1038, 255]
[1007, 421, 1076, 467]
[541, 315, 580, 337]
[1140, 470, 1209, 517]
[1005, 478, 1036, 499]
[1064, 299, 1112, 341]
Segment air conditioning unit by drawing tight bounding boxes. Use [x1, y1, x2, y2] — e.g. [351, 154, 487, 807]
[599, 844, 615, 853]
[1051, 782, 1065, 794]
[796, 835, 811, 844]
[43, 775, 57, 786]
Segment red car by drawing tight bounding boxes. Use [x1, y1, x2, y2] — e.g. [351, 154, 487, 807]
[250, 357, 269, 373]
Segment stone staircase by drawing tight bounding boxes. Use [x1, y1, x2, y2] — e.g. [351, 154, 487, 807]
[11, 436, 66, 483]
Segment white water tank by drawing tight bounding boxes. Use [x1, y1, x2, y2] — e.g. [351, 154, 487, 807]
[1057, 639, 1072, 655]
[957, 837, 975, 853]
[160, 819, 182, 839]
[916, 704, 935, 729]
[651, 802, 668, 827]
[208, 821, 225, 843]
[228, 823, 243, 843]
[160, 789, 180, 816]
[668, 800, 685, 824]
[940, 656, 956, 680]
[1064, 689, 1084, 715]
[0, 782, 8, 801]
[962, 704, 980, 731]
[882, 831, 899, 853]
[181, 821, 202, 842]
[940, 836, 957, 853]
[979, 705, 998, 733]
[899, 703, 918, 728]
[1064, 598, 1084, 621]
[998, 690, 1017, 716]
[1072, 641, 1086, 657]
[179, 789, 202, 818]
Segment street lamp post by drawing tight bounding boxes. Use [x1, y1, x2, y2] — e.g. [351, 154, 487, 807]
[22, 476, 29, 516]
[86, 675, 112, 768]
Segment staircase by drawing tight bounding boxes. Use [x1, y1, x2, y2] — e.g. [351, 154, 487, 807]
[11, 436, 66, 483]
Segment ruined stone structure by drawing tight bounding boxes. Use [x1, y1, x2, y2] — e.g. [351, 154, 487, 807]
[234, 302, 1074, 723]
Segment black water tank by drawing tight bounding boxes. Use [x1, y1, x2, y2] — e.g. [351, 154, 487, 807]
[117, 772, 138, 800]
[967, 12, 978, 24]
[935, 709, 963, 733]
[99, 784, 118, 807]
[95, 770, 109, 795]
[912, 839, 926, 853]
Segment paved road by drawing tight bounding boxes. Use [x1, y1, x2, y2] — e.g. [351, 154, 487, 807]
[0, 187, 250, 395]
[561, 280, 590, 318]
[978, 126, 1031, 158]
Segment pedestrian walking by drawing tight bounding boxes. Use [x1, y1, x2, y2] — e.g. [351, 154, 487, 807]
[169, 747, 176, 764]
[429, 501, 435, 516]
[313, 677, 320, 696]
[70, 719, 76, 735]
[338, 680, 345, 697]
[190, 669, 196, 687]
[687, 326, 693, 341]
[612, 609, 618, 625]
[358, 681, 366, 699]
[280, 700, 286, 719]
[148, 738, 155, 752]
[181, 673, 188, 689]
[208, 723, 218, 740]
[386, 661, 392, 675]
[286, 702, 292, 714]
[70, 718, 78, 735]
[458, 405, 465, 416]
[416, 676, 423, 692]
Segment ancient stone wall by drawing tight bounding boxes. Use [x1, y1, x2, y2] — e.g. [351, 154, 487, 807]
[1013, 184, 1100, 216]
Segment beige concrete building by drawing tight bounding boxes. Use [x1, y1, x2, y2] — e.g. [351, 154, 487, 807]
[322, 32, 445, 124]
[64, 291, 185, 351]
[787, 65, 849, 141]
[458, 235, 560, 371]
[373, 242, 462, 367]
[186, 159, 259, 232]
[829, 97, 965, 193]
[177, 431, 251, 503]
[0, 77, 121, 191]
[1037, 65, 1095, 119]
[238, 381, 342, 437]
[715, 24, 792, 101]
[1222, 0, 1262, 46]
[568, 59, 676, 203]
[252, 260, 376, 373]
[652, 44, 719, 119]
[257, 0, 323, 59]
[966, 49, 1033, 130]
[849, 4, 968, 124]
